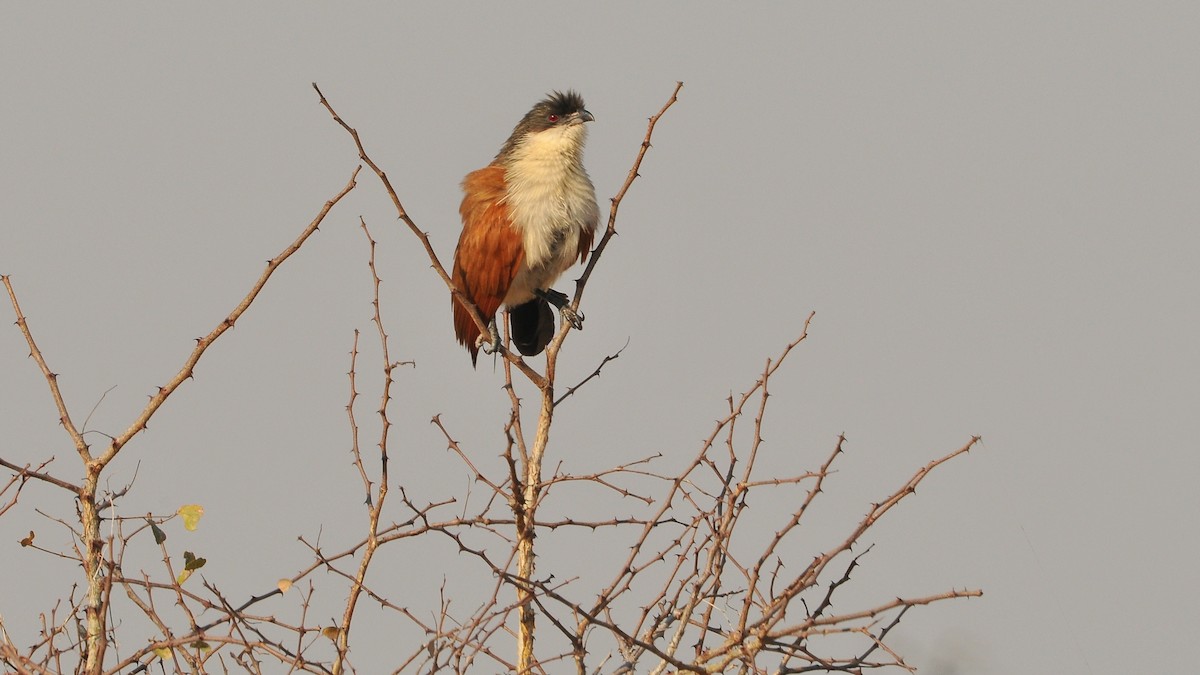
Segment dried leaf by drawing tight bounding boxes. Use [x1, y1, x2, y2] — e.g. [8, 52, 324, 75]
[278, 579, 293, 593]
[322, 626, 341, 641]
[19, 531, 34, 547]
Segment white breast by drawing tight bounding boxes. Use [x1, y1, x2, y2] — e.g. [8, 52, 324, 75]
[502, 124, 599, 305]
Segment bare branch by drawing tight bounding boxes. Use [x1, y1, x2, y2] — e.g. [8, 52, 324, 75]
[553, 339, 628, 406]
[574, 82, 684, 300]
[0, 457, 79, 494]
[332, 217, 400, 674]
[311, 83, 547, 385]
[2, 276, 91, 463]
[101, 165, 362, 466]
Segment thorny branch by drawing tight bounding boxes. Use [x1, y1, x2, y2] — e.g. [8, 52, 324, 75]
[312, 82, 545, 387]
[1, 81, 981, 675]
[573, 81, 683, 300]
[330, 217, 403, 675]
[2, 167, 360, 674]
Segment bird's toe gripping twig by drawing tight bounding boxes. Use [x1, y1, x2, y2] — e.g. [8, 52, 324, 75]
[477, 322, 501, 354]
[560, 305, 584, 330]
[536, 288, 585, 330]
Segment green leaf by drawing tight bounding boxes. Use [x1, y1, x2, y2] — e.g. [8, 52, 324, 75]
[182, 551, 207, 571]
[149, 520, 166, 545]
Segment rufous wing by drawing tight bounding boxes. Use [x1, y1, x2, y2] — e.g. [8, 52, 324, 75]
[452, 166, 524, 364]
[577, 222, 594, 265]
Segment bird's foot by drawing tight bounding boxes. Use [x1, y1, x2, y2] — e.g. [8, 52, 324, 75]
[476, 322, 501, 354]
[560, 305, 584, 330]
[535, 288, 584, 330]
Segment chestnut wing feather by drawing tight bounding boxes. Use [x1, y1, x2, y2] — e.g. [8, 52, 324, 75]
[576, 222, 594, 265]
[452, 166, 524, 364]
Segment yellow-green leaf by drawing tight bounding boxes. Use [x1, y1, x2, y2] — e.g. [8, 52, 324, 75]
[152, 647, 173, 660]
[177, 569, 193, 585]
[177, 504, 205, 531]
[277, 579, 292, 593]
[19, 531, 35, 547]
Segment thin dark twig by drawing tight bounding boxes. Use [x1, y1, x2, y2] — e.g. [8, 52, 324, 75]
[554, 339, 628, 406]
[574, 82, 683, 300]
[0, 458, 78, 493]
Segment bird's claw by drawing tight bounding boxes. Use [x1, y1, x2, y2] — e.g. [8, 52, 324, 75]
[561, 306, 584, 330]
[535, 288, 584, 330]
[477, 323, 501, 355]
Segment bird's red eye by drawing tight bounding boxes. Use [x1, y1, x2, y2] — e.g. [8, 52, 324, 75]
[548, 114, 559, 122]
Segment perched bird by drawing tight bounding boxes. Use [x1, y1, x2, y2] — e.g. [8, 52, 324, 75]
[451, 90, 599, 365]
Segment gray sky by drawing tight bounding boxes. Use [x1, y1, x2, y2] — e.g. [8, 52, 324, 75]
[2, 3, 1197, 673]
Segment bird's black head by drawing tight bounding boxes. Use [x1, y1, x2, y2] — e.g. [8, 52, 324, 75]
[522, 90, 594, 132]
[497, 90, 594, 160]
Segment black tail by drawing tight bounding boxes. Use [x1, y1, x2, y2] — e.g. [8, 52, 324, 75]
[509, 298, 555, 357]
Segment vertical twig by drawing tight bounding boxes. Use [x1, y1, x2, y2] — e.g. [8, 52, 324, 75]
[333, 218, 400, 674]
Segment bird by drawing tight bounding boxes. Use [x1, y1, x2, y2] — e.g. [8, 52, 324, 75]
[450, 90, 599, 365]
